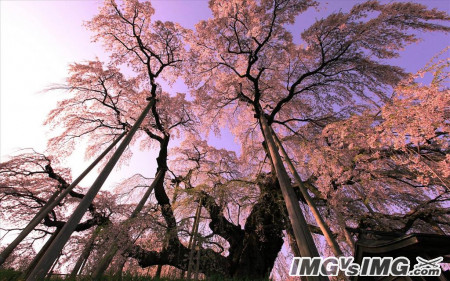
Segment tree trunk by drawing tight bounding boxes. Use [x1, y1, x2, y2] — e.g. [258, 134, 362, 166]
[231, 174, 284, 279]
[272, 131, 343, 257]
[26, 98, 156, 281]
[259, 115, 327, 281]
[128, 173, 286, 279]
[0, 131, 126, 267]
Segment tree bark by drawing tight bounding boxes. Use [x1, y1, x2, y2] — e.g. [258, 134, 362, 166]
[126, 173, 287, 279]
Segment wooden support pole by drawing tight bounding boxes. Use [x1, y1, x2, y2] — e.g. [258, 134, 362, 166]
[26, 98, 156, 281]
[193, 239, 201, 280]
[272, 130, 343, 257]
[45, 251, 62, 279]
[69, 226, 102, 278]
[335, 210, 355, 251]
[186, 198, 202, 280]
[259, 115, 328, 281]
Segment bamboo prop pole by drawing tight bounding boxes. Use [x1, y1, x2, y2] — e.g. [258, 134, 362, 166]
[271, 130, 343, 257]
[182, 200, 199, 278]
[335, 210, 355, 251]
[155, 264, 163, 278]
[78, 255, 88, 277]
[46, 250, 62, 279]
[0, 130, 127, 267]
[193, 238, 201, 280]
[129, 170, 163, 218]
[259, 115, 328, 281]
[69, 226, 103, 278]
[26, 98, 156, 281]
[286, 220, 301, 257]
[91, 170, 164, 279]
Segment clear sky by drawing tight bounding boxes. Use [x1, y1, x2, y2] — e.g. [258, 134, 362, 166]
[1, 0, 449, 187]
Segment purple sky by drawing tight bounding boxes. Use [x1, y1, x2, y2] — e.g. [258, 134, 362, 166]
[1, 0, 448, 186]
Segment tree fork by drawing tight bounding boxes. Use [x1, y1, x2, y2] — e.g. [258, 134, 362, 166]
[259, 115, 328, 281]
[271, 130, 343, 257]
[26, 98, 156, 281]
[0, 130, 126, 267]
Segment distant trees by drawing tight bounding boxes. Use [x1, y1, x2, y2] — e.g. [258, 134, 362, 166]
[0, 0, 448, 280]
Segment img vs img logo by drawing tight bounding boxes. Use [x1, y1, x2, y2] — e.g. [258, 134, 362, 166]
[289, 256, 443, 277]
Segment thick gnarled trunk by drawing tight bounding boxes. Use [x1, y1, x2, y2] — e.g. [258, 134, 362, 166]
[127, 173, 287, 280]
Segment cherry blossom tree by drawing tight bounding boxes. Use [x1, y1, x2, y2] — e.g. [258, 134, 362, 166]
[307, 57, 450, 237]
[1, 0, 449, 280]
[186, 0, 449, 268]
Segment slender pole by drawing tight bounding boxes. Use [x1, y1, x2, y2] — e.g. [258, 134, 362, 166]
[115, 258, 127, 281]
[335, 210, 355, 250]
[272, 131, 343, 257]
[186, 198, 202, 280]
[46, 251, 62, 279]
[91, 170, 163, 279]
[78, 254, 88, 276]
[69, 226, 102, 278]
[91, 244, 118, 279]
[259, 115, 327, 281]
[129, 170, 163, 218]
[27, 98, 156, 281]
[155, 265, 163, 278]
[0, 131, 126, 267]
[193, 239, 201, 280]
[286, 220, 301, 257]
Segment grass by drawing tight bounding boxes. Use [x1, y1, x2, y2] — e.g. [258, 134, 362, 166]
[0, 269, 22, 281]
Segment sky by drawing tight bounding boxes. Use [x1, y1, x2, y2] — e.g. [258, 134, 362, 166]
[1, 0, 449, 188]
